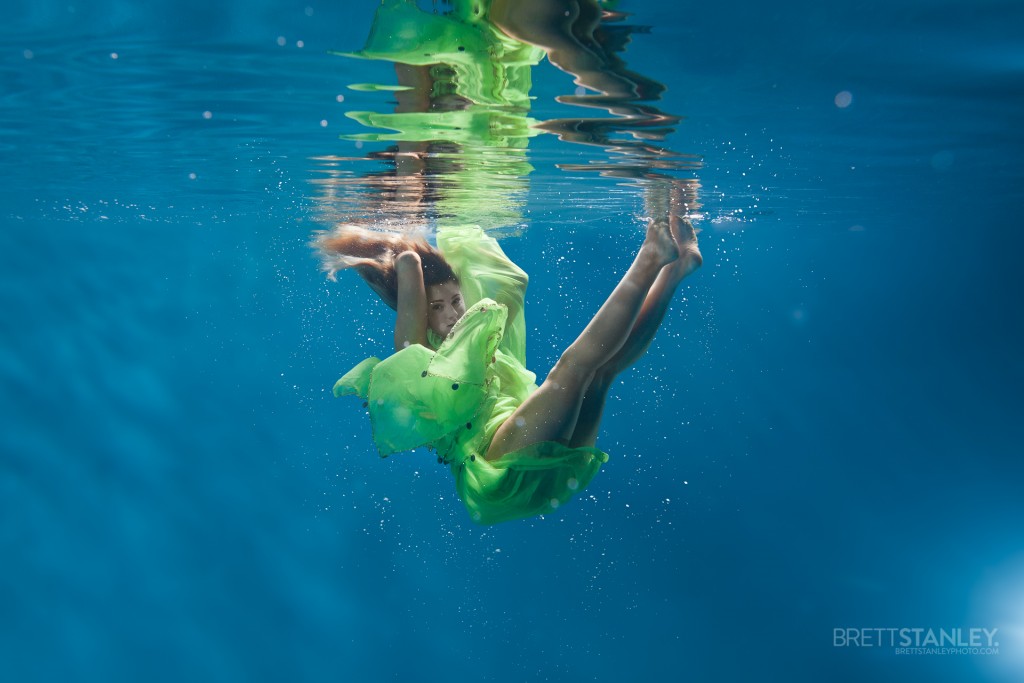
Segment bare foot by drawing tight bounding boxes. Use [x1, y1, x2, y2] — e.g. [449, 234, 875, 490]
[641, 216, 679, 268]
[667, 213, 702, 279]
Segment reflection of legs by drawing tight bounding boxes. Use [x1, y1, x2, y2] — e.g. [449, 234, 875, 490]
[490, 0, 634, 96]
[484, 220, 678, 461]
[570, 214, 702, 448]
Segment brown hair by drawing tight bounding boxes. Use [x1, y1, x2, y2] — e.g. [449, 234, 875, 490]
[312, 224, 457, 311]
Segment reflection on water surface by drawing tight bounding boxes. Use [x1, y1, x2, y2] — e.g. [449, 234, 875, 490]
[310, 0, 701, 234]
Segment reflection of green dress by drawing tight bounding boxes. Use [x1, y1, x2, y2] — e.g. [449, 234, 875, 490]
[334, 226, 608, 524]
[338, 0, 545, 231]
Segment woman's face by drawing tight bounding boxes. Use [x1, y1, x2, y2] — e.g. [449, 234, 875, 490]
[425, 281, 465, 338]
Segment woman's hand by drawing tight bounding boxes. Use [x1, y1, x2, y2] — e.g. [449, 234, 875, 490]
[394, 250, 422, 269]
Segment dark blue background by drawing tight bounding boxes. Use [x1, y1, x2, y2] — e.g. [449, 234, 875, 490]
[2, 1, 1022, 681]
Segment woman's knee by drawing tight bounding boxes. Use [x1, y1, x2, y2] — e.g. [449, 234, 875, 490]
[547, 352, 596, 393]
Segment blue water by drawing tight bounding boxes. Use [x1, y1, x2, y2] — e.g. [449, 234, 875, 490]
[2, 1, 1023, 681]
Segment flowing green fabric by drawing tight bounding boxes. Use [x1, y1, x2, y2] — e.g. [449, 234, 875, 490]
[334, 225, 608, 524]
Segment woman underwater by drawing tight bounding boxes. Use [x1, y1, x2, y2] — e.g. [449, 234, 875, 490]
[317, 209, 701, 524]
[316, 0, 701, 524]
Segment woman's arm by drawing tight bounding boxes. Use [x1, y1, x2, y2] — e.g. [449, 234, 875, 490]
[394, 250, 428, 352]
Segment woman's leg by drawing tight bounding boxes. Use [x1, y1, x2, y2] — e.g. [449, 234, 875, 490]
[484, 219, 678, 461]
[569, 213, 702, 448]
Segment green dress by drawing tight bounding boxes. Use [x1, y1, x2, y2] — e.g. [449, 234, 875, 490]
[334, 225, 608, 524]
